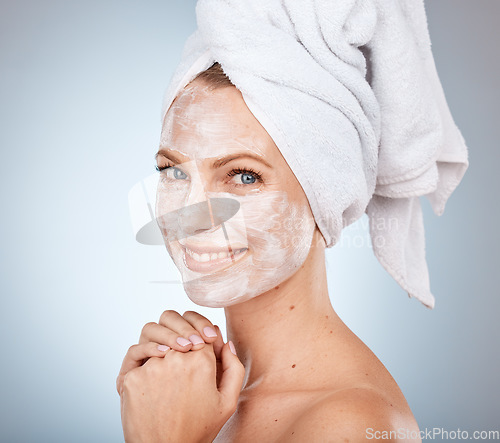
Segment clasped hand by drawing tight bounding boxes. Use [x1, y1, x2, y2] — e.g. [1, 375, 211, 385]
[117, 310, 245, 443]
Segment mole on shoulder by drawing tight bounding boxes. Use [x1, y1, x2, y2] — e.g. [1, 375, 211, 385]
[289, 305, 295, 310]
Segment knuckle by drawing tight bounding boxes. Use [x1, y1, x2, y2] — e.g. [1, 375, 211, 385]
[229, 398, 238, 413]
[239, 366, 246, 380]
[159, 309, 178, 324]
[143, 357, 162, 373]
[181, 311, 199, 326]
[127, 344, 139, 354]
[115, 376, 122, 394]
[122, 370, 137, 388]
[198, 350, 216, 367]
[222, 397, 238, 416]
[173, 348, 209, 367]
[141, 322, 156, 335]
[182, 310, 208, 324]
[146, 365, 160, 377]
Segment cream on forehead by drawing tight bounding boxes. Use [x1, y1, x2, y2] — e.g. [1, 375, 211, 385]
[160, 82, 267, 160]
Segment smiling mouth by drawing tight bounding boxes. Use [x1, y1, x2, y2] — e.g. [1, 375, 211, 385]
[181, 244, 248, 273]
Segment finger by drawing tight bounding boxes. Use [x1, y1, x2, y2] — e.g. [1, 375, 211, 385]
[218, 341, 245, 417]
[156, 310, 217, 351]
[139, 321, 196, 353]
[212, 325, 225, 360]
[116, 342, 171, 395]
[181, 311, 220, 344]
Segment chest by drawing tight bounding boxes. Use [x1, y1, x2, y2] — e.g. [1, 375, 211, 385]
[213, 390, 328, 443]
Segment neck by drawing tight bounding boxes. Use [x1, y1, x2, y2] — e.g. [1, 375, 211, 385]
[224, 230, 343, 393]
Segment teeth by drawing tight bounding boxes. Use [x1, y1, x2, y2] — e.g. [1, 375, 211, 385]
[185, 247, 247, 263]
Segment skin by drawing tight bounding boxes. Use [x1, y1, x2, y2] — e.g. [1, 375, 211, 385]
[155, 80, 316, 308]
[117, 80, 422, 442]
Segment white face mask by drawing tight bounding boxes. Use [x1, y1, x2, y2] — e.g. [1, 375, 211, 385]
[155, 82, 316, 307]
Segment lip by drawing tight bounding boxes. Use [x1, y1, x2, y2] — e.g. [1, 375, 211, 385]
[179, 241, 247, 255]
[181, 243, 249, 273]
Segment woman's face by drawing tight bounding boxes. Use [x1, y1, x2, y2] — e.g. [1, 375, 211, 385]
[156, 79, 316, 307]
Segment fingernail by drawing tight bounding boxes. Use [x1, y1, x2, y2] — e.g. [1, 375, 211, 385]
[228, 340, 237, 356]
[157, 345, 170, 351]
[176, 337, 191, 347]
[189, 334, 204, 345]
[203, 326, 217, 338]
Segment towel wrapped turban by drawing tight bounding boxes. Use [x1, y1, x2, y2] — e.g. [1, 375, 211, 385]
[160, 0, 469, 308]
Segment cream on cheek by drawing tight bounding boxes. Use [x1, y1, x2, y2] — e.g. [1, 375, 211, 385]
[179, 190, 315, 307]
[157, 188, 315, 307]
[156, 84, 316, 307]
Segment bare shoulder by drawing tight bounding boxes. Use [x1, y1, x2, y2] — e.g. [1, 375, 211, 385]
[277, 386, 421, 443]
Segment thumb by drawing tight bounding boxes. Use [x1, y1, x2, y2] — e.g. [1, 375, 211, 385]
[218, 341, 245, 412]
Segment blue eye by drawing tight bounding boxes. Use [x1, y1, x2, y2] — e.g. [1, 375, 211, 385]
[172, 167, 187, 180]
[228, 169, 261, 185]
[239, 173, 256, 184]
[156, 164, 189, 180]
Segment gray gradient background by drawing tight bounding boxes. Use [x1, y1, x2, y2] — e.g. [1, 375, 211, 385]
[1, 1, 498, 441]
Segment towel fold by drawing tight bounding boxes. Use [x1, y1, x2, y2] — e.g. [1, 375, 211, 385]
[160, 0, 469, 308]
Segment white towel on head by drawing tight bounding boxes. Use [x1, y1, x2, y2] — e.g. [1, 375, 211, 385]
[160, 0, 469, 309]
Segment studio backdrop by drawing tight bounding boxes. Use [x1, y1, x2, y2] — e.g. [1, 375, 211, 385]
[0, 1, 498, 441]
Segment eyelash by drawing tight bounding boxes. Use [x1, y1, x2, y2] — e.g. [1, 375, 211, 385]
[155, 164, 263, 183]
[155, 164, 172, 172]
[226, 168, 263, 183]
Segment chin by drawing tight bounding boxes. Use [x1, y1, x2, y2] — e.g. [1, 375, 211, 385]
[181, 261, 300, 308]
[184, 276, 278, 308]
[182, 274, 254, 308]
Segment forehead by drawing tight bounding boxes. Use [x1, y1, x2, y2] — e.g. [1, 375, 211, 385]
[160, 81, 274, 159]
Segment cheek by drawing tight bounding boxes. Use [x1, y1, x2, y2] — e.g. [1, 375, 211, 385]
[279, 204, 314, 249]
[241, 191, 315, 256]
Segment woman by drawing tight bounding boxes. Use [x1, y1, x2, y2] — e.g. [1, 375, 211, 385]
[117, 64, 421, 442]
[117, 0, 468, 440]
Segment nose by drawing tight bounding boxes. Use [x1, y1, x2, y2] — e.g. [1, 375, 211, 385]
[178, 200, 213, 237]
[185, 175, 207, 207]
[156, 171, 242, 241]
[177, 197, 241, 239]
[178, 177, 213, 236]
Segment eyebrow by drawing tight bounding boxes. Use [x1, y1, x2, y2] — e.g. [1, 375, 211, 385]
[156, 149, 273, 170]
[155, 149, 185, 164]
[212, 153, 273, 169]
